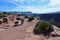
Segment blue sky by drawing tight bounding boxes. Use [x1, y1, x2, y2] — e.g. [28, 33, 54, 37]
[0, 0, 60, 13]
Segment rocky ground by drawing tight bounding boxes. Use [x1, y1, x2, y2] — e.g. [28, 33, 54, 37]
[0, 19, 60, 40]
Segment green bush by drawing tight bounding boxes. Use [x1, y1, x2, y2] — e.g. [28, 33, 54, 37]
[16, 17, 20, 20]
[3, 12, 6, 14]
[33, 25, 41, 34]
[18, 14, 21, 16]
[0, 12, 9, 18]
[2, 14, 7, 17]
[33, 20, 54, 35]
[16, 14, 20, 20]
[24, 15, 28, 18]
[27, 16, 34, 22]
[0, 14, 7, 18]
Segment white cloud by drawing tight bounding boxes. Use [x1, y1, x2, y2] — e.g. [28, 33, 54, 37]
[49, 0, 60, 6]
[0, 0, 60, 13]
[10, 0, 60, 13]
[0, 0, 24, 5]
[13, 5, 60, 13]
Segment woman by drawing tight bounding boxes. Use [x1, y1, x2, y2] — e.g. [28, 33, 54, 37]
[20, 14, 25, 25]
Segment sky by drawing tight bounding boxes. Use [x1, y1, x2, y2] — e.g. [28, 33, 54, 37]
[0, 0, 60, 13]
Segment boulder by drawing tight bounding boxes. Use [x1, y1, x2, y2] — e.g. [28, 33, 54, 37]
[8, 15, 15, 22]
[3, 18, 8, 23]
[0, 20, 2, 24]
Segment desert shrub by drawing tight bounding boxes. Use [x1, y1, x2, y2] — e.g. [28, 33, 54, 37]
[3, 12, 10, 16]
[2, 14, 7, 17]
[27, 16, 34, 22]
[33, 20, 54, 35]
[3, 12, 6, 14]
[15, 14, 20, 20]
[33, 25, 41, 34]
[18, 14, 21, 16]
[25, 15, 28, 18]
[16, 17, 20, 20]
[0, 14, 7, 18]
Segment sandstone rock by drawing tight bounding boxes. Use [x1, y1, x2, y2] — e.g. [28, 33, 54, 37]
[0, 20, 2, 24]
[8, 15, 15, 22]
[3, 18, 8, 23]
